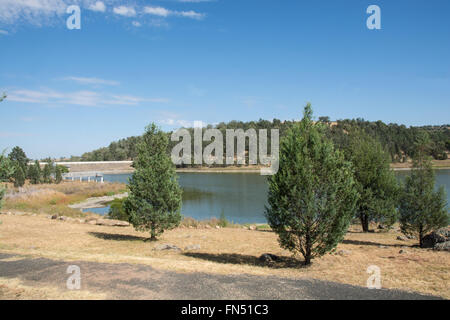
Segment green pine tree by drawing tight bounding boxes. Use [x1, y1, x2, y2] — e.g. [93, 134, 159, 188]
[0, 186, 5, 211]
[345, 131, 399, 232]
[0, 150, 15, 182]
[399, 133, 449, 247]
[42, 164, 52, 183]
[124, 124, 182, 241]
[8, 146, 28, 174]
[55, 165, 63, 184]
[29, 161, 41, 184]
[13, 165, 25, 188]
[265, 104, 358, 265]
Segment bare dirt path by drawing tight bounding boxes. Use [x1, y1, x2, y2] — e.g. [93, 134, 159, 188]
[0, 252, 441, 300]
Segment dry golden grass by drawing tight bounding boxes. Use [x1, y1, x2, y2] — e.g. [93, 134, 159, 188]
[0, 214, 448, 299]
[2, 181, 126, 217]
[0, 278, 106, 300]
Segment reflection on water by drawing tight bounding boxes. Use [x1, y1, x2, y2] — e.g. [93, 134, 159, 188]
[83, 170, 450, 224]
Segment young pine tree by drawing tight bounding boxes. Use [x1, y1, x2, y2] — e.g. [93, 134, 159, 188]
[29, 161, 41, 184]
[55, 165, 63, 184]
[42, 164, 52, 183]
[399, 133, 449, 247]
[0, 186, 5, 211]
[345, 132, 399, 232]
[124, 124, 182, 241]
[266, 104, 358, 265]
[13, 165, 25, 188]
[8, 146, 28, 174]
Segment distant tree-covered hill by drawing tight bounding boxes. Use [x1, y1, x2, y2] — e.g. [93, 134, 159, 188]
[72, 118, 450, 164]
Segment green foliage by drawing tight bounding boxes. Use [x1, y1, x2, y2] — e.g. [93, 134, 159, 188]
[0, 186, 5, 210]
[218, 211, 229, 228]
[0, 93, 5, 102]
[107, 198, 129, 221]
[13, 165, 25, 188]
[78, 117, 450, 164]
[124, 124, 182, 240]
[399, 134, 449, 247]
[8, 146, 29, 173]
[55, 165, 63, 184]
[265, 104, 358, 265]
[42, 164, 52, 183]
[344, 131, 399, 231]
[0, 150, 15, 182]
[29, 161, 41, 184]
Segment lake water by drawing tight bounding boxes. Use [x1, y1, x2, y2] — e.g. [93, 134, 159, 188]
[85, 169, 450, 224]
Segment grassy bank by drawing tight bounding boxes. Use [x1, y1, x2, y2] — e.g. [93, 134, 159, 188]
[1, 181, 127, 218]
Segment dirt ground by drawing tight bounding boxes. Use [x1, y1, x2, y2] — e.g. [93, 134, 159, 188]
[0, 213, 448, 299]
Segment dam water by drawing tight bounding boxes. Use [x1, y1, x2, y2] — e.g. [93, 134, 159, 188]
[83, 169, 450, 224]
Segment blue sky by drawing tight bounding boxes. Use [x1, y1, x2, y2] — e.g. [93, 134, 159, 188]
[0, 0, 449, 159]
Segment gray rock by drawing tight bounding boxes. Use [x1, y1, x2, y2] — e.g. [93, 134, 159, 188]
[184, 244, 201, 251]
[59, 216, 67, 221]
[51, 214, 58, 220]
[397, 235, 409, 241]
[153, 244, 182, 252]
[337, 249, 352, 256]
[259, 253, 280, 263]
[433, 241, 450, 252]
[399, 249, 408, 254]
[422, 228, 450, 248]
[378, 245, 388, 249]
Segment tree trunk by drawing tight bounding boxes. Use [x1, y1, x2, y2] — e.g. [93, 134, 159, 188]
[304, 233, 312, 266]
[419, 228, 424, 248]
[360, 213, 369, 232]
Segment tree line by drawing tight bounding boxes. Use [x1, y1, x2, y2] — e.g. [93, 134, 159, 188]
[110, 105, 448, 266]
[75, 118, 449, 164]
[0, 146, 68, 187]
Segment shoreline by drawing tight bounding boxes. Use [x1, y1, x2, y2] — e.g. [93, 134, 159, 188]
[91, 166, 450, 175]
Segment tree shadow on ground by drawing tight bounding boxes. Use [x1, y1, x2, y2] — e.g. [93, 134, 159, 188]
[88, 231, 148, 242]
[183, 252, 305, 269]
[342, 239, 405, 248]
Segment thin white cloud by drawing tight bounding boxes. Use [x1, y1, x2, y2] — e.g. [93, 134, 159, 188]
[177, 10, 204, 19]
[0, 29, 9, 35]
[178, 0, 215, 2]
[88, 1, 106, 12]
[113, 6, 136, 17]
[144, 6, 171, 17]
[0, 0, 67, 25]
[159, 119, 206, 128]
[132, 21, 141, 27]
[6, 88, 169, 107]
[144, 6, 205, 20]
[62, 76, 120, 86]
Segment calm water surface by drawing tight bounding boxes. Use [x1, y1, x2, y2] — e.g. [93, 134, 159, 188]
[85, 169, 450, 224]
